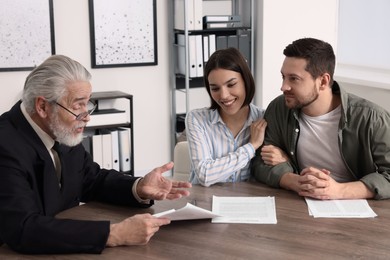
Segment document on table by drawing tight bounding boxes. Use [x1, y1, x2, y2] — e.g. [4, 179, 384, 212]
[305, 198, 377, 218]
[211, 196, 277, 224]
[153, 202, 221, 221]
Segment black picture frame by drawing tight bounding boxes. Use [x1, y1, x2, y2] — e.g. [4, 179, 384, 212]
[89, 0, 158, 68]
[0, 0, 55, 72]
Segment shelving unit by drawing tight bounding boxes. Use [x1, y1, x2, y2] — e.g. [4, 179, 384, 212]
[169, 0, 254, 157]
[86, 91, 134, 176]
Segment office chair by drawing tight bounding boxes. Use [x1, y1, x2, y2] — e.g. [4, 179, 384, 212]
[173, 141, 191, 182]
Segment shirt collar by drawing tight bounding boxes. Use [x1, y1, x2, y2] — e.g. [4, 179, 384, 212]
[20, 102, 55, 150]
[210, 108, 222, 125]
[210, 103, 257, 126]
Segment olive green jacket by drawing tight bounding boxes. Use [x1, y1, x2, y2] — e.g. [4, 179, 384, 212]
[251, 81, 390, 199]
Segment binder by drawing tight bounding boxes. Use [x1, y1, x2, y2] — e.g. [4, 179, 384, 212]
[216, 35, 227, 50]
[92, 134, 103, 166]
[208, 34, 216, 57]
[177, 34, 197, 77]
[177, 33, 186, 75]
[204, 22, 242, 29]
[105, 128, 120, 171]
[174, 0, 194, 30]
[227, 35, 238, 49]
[101, 131, 113, 169]
[118, 127, 131, 172]
[193, 0, 203, 30]
[174, 0, 202, 31]
[203, 35, 209, 62]
[110, 129, 120, 171]
[188, 35, 197, 77]
[195, 34, 203, 77]
[238, 34, 251, 68]
[88, 108, 127, 127]
[203, 15, 241, 23]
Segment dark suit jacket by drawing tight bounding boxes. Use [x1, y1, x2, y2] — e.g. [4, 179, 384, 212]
[0, 101, 151, 254]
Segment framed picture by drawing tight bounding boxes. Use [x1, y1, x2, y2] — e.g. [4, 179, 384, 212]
[0, 0, 55, 71]
[89, 0, 157, 68]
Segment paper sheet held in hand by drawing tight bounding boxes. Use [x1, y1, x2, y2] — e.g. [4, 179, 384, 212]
[153, 202, 221, 221]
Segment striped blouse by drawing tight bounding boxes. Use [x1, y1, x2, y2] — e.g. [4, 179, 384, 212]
[185, 103, 265, 186]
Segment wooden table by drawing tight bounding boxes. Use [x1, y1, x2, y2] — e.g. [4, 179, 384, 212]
[1, 182, 389, 259]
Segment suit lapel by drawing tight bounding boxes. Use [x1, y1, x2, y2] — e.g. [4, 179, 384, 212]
[9, 101, 63, 216]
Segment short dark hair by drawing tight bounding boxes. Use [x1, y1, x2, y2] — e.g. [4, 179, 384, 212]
[204, 47, 255, 110]
[283, 38, 335, 85]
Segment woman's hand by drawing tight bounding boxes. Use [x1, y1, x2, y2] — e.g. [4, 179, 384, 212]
[249, 119, 267, 150]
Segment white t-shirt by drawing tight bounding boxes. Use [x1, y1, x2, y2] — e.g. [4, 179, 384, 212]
[297, 105, 354, 182]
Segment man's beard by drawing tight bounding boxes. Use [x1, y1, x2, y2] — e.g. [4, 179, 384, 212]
[285, 84, 319, 109]
[49, 112, 85, 147]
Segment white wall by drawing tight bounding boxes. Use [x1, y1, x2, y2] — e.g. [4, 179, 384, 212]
[255, 0, 339, 109]
[338, 0, 390, 70]
[335, 0, 390, 111]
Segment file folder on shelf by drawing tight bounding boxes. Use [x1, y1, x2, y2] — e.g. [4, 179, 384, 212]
[101, 131, 113, 169]
[203, 35, 209, 62]
[227, 35, 238, 49]
[195, 35, 203, 77]
[189, 35, 198, 77]
[174, 0, 194, 30]
[208, 34, 216, 57]
[203, 15, 241, 23]
[177, 34, 185, 75]
[193, 0, 202, 30]
[109, 129, 120, 171]
[100, 128, 120, 171]
[92, 134, 103, 166]
[177, 34, 200, 78]
[88, 108, 127, 127]
[174, 0, 202, 30]
[118, 127, 131, 172]
[216, 35, 228, 50]
[204, 22, 242, 29]
[238, 34, 251, 68]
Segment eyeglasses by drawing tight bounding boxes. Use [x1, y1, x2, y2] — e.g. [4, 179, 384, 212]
[55, 100, 97, 121]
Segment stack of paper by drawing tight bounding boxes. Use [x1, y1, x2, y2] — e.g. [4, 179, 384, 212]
[305, 198, 377, 218]
[153, 196, 278, 224]
[211, 196, 277, 224]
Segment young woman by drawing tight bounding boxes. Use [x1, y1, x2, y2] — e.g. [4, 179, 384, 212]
[186, 48, 287, 186]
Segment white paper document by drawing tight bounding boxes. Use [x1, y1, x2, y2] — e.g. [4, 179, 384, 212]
[211, 196, 277, 224]
[305, 198, 377, 218]
[153, 203, 221, 221]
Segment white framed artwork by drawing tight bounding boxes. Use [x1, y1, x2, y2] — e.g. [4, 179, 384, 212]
[89, 0, 157, 68]
[0, 0, 55, 71]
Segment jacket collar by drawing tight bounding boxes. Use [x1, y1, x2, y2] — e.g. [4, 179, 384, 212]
[8, 101, 53, 161]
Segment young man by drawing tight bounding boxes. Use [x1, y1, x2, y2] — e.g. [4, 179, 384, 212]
[0, 55, 191, 254]
[251, 38, 390, 200]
